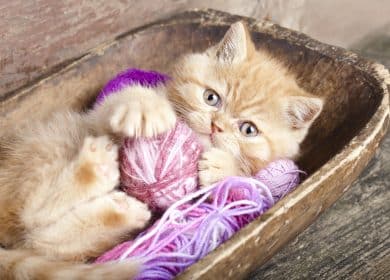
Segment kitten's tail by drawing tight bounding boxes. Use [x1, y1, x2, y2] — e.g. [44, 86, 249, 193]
[0, 248, 139, 280]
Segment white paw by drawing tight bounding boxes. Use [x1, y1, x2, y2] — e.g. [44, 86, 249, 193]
[198, 148, 239, 187]
[109, 192, 151, 230]
[79, 136, 119, 191]
[109, 88, 176, 138]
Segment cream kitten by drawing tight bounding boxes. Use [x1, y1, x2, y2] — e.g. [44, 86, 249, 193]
[0, 86, 176, 279]
[167, 22, 323, 186]
[0, 22, 322, 279]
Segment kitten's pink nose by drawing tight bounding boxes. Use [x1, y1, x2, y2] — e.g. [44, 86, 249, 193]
[211, 122, 223, 133]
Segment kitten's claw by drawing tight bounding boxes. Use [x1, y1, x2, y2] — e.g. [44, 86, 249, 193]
[109, 87, 176, 138]
[198, 148, 240, 187]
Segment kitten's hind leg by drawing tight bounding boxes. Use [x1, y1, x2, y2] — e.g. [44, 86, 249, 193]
[28, 191, 151, 261]
[23, 135, 120, 230]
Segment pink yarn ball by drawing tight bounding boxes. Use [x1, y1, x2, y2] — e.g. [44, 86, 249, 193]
[120, 121, 203, 211]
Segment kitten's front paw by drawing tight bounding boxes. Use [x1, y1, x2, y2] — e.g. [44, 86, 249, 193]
[198, 148, 239, 187]
[110, 88, 176, 138]
[77, 136, 120, 193]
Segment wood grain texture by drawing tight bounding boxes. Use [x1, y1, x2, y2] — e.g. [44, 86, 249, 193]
[0, 0, 186, 98]
[250, 131, 390, 280]
[249, 37, 390, 280]
[0, 0, 269, 100]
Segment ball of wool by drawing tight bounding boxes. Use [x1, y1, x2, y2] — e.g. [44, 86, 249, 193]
[228, 159, 302, 201]
[120, 121, 202, 211]
[95, 68, 169, 105]
[96, 68, 203, 210]
[254, 159, 303, 200]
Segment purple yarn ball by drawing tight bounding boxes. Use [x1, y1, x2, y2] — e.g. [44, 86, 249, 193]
[96, 68, 169, 105]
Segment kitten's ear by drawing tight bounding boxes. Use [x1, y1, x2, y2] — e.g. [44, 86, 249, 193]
[216, 21, 255, 64]
[283, 96, 323, 129]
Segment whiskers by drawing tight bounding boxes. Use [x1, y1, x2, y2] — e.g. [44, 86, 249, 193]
[172, 102, 191, 118]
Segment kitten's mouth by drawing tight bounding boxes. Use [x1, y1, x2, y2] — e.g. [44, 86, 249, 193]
[209, 133, 220, 146]
[209, 132, 220, 147]
[196, 133, 214, 149]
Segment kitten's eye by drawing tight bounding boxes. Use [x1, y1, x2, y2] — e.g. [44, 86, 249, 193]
[203, 89, 221, 107]
[240, 122, 258, 137]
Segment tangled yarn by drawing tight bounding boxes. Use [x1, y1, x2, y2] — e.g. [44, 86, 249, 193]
[96, 159, 302, 280]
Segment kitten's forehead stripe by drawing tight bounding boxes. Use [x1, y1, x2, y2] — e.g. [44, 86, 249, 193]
[238, 104, 266, 119]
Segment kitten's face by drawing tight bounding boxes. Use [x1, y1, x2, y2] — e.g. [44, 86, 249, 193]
[168, 22, 323, 173]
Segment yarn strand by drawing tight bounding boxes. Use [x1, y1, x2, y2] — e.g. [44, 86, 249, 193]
[97, 162, 301, 280]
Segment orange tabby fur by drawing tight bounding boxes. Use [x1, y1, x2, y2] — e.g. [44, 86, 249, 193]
[0, 22, 322, 279]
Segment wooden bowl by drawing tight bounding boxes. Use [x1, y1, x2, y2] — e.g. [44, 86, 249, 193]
[0, 9, 388, 280]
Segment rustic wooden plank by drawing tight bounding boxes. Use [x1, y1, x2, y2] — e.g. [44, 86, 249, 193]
[0, 0, 188, 98]
[1, 0, 388, 104]
[0, 0, 273, 100]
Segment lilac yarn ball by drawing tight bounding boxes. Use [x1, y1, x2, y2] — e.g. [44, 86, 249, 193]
[254, 159, 303, 200]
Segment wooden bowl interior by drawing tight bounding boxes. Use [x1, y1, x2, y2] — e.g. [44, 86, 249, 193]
[104, 23, 383, 174]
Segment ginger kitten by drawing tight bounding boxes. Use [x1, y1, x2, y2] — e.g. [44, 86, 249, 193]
[0, 86, 177, 279]
[167, 22, 323, 186]
[0, 22, 322, 279]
